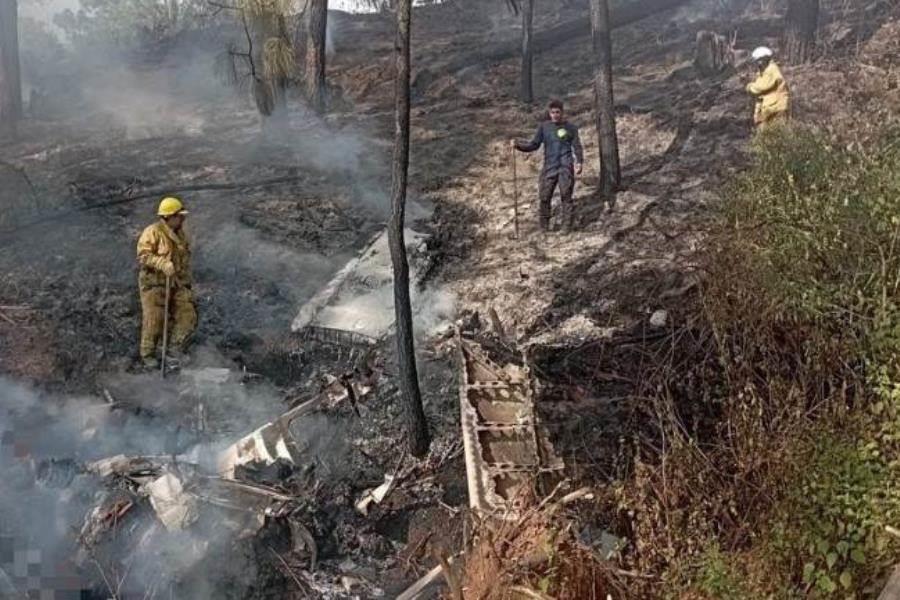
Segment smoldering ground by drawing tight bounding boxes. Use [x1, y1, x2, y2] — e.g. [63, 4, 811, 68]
[0, 366, 356, 598]
[1, 0, 403, 392]
[2, 4, 459, 597]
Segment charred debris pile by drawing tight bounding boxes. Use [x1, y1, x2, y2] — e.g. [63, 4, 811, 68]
[6, 311, 629, 598]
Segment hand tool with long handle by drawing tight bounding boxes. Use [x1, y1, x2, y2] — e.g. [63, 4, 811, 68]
[161, 275, 171, 379]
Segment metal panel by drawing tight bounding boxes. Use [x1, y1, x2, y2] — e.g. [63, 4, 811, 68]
[457, 334, 564, 520]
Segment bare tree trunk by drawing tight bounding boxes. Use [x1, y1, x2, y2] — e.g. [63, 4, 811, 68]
[168, 0, 179, 28]
[305, 0, 327, 114]
[0, 0, 21, 137]
[783, 0, 818, 63]
[412, 0, 690, 94]
[590, 0, 620, 197]
[520, 0, 534, 104]
[389, 0, 430, 458]
[248, 9, 292, 132]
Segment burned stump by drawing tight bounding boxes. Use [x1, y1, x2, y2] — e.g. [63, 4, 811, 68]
[694, 30, 735, 76]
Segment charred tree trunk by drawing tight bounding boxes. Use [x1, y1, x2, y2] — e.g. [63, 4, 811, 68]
[783, 0, 818, 63]
[389, 0, 430, 458]
[248, 9, 291, 132]
[305, 0, 328, 114]
[520, 0, 534, 104]
[0, 0, 22, 137]
[412, 0, 690, 94]
[168, 0, 179, 28]
[590, 0, 620, 197]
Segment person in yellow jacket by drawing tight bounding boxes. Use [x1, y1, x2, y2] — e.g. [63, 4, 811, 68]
[137, 197, 197, 368]
[746, 46, 790, 129]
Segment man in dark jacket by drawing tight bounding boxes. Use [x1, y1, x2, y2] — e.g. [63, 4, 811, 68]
[511, 99, 584, 231]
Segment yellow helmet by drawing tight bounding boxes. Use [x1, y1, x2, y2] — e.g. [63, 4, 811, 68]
[157, 196, 187, 217]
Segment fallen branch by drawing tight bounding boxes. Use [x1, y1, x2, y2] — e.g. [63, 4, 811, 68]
[435, 551, 462, 600]
[396, 563, 444, 600]
[510, 586, 554, 600]
[268, 547, 309, 595]
[554, 487, 595, 510]
[397, 554, 461, 600]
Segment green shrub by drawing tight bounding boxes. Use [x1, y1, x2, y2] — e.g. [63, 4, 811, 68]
[723, 124, 900, 381]
[625, 123, 900, 597]
[712, 124, 900, 596]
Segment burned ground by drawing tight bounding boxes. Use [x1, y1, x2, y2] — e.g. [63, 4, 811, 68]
[1, 0, 899, 598]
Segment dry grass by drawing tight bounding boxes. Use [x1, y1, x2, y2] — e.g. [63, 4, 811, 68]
[460, 489, 622, 600]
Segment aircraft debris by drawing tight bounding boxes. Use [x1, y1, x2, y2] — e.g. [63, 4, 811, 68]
[217, 397, 322, 479]
[355, 473, 398, 516]
[456, 333, 564, 520]
[146, 471, 198, 531]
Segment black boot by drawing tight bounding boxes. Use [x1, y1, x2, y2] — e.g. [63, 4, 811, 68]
[562, 205, 577, 232]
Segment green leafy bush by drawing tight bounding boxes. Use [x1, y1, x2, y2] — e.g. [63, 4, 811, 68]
[624, 123, 900, 597]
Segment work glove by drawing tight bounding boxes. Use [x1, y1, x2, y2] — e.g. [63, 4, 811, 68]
[160, 261, 176, 277]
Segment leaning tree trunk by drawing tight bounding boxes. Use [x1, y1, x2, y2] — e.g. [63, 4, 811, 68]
[389, 0, 430, 458]
[590, 0, 620, 197]
[305, 0, 328, 114]
[0, 0, 22, 137]
[520, 0, 534, 104]
[783, 0, 818, 63]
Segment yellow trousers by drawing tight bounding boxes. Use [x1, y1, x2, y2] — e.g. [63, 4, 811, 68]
[139, 285, 197, 359]
[755, 109, 789, 131]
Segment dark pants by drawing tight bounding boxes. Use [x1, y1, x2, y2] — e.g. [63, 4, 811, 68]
[538, 167, 575, 230]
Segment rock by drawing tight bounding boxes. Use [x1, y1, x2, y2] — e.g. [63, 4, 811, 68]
[650, 310, 668, 328]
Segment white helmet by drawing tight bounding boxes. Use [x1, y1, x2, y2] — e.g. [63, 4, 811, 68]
[752, 46, 774, 61]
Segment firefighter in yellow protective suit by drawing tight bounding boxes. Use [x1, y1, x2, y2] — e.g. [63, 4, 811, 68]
[746, 46, 790, 130]
[137, 197, 197, 368]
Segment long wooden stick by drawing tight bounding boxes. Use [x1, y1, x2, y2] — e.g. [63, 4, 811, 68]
[512, 146, 520, 239]
[161, 275, 172, 379]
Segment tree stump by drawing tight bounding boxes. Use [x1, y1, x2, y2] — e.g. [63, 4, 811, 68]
[694, 30, 735, 76]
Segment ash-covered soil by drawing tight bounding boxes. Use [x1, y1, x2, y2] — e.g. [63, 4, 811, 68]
[1, 0, 898, 597]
